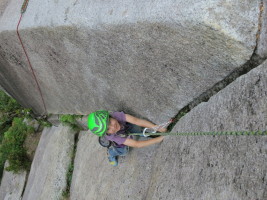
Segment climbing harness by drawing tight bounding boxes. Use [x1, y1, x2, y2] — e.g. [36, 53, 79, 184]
[99, 136, 112, 148]
[17, 0, 47, 114]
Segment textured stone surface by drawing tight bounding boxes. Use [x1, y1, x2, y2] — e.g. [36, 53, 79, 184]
[0, 161, 27, 200]
[149, 136, 267, 200]
[22, 125, 75, 200]
[0, 0, 9, 18]
[70, 132, 162, 200]
[172, 59, 267, 132]
[256, 0, 267, 58]
[47, 114, 61, 127]
[0, 0, 261, 123]
[159, 60, 267, 200]
[70, 61, 267, 200]
[76, 116, 89, 130]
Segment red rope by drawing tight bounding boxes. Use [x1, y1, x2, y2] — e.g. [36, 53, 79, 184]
[16, 13, 47, 114]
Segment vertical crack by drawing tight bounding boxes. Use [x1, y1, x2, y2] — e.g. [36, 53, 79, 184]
[20, 169, 29, 199]
[62, 131, 79, 199]
[169, 1, 266, 131]
[169, 54, 265, 131]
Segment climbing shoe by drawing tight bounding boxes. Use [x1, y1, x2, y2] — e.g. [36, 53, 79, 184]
[108, 157, 118, 166]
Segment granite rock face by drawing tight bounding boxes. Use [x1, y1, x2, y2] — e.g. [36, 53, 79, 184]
[148, 136, 267, 200]
[159, 60, 267, 200]
[0, 1, 266, 199]
[0, 0, 262, 123]
[22, 125, 75, 200]
[0, 161, 27, 200]
[172, 59, 267, 133]
[70, 61, 267, 200]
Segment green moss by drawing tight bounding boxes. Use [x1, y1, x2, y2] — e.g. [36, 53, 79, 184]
[59, 114, 83, 131]
[0, 118, 33, 173]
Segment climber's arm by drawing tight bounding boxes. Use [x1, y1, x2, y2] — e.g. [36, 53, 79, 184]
[125, 114, 167, 132]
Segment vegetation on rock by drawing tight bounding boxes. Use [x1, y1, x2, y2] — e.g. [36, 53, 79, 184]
[59, 114, 83, 131]
[0, 90, 51, 180]
[0, 118, 33, 173]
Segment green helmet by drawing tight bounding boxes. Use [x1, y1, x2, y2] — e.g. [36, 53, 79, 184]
[88, 110, 109, 136]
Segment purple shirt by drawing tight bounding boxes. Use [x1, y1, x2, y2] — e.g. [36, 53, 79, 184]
[105, 111, 129, 147]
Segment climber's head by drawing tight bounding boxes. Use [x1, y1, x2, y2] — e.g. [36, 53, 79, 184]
[88, 110, 122, 136]
[88, 110, 109, 136]
[107, 117, 121, 134]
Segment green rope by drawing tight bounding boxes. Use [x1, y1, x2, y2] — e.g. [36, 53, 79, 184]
[129, 130, 267, 136]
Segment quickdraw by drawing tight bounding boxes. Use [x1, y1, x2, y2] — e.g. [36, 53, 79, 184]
[142, 119, 173, 137]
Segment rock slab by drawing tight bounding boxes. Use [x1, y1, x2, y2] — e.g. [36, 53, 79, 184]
[70, 60, 267, 200]
[149, 136, 267, 200]
[0, 0, 261, 123]
[0, 161, 27, 200]
[173, 58, 267, 132]
[154, 59, 267, 200]
[22, 125, 75, 200]
[70, 132, 162, 200]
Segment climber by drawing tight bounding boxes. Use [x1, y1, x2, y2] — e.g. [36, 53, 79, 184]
[88, 110, 166, 166]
